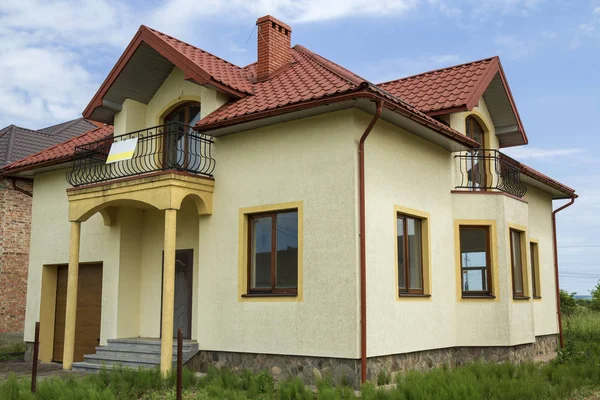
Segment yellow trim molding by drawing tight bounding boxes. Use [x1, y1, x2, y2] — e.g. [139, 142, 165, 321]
[39, 265, 58, 363]
[529, 238, 542, 301]
[393, 205, 432, 301]
[238, 201, 304, 302]
[67, 172, 214, 222]
[454, 219, 500, 302]
[508, 222, 530, 301]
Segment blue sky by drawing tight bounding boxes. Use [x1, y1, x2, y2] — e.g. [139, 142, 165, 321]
[0, 0, 598, 294]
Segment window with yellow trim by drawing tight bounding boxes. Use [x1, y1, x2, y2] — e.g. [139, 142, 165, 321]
[459, 226, 493, 298]
[395, 208, 431, 298]
[509, 229, 529, 299]
[246, 209, 298, 296]
[397, 214, 423, 294]
[530, 242, 541, 299]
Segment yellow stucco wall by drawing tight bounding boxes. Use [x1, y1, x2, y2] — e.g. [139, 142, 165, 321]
[24, 169, 121, 345]
[364, 106, 553, 357]
[525, 187, 559, 336]
[195, 110, 360, 358]
[363, 113, 459, 357]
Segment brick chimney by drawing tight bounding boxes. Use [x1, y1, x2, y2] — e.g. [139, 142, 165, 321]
[256, 15, 292, 81]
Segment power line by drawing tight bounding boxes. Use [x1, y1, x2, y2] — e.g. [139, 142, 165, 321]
[559, 245, 600, 248]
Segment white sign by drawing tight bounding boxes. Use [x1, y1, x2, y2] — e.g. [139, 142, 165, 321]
[106, 138, 138, 164]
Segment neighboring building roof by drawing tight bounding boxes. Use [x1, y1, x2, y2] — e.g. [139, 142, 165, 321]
[0, 118, 97, 167]
[378, 57, 527, 147]
[2, 125, 113, 173]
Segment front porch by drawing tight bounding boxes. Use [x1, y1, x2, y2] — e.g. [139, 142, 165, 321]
[56, 170, 214, 374]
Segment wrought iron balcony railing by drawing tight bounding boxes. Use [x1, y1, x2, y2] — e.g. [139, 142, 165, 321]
[454, 149, 527, 198]
[66, 123, 215, 187]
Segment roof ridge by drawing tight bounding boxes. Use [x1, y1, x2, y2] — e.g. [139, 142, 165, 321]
[378, 56, 499, 86]
[5, 126, 17, 164]
[294, 45, 365, 86]
[144, 25, 246, 71]
[40, 117, 90, 135]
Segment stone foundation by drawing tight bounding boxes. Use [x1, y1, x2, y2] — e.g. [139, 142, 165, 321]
[186, 335, 558, 388]
[186, 351, 360, 386]
[534, 334, 558, 356]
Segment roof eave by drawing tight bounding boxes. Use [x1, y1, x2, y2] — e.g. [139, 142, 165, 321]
[196, 90, 479, 149]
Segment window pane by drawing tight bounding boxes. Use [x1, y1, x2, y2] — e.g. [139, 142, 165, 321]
[276, 211, 298, 289]
[530, 242, 538, 297]
[407, 218, 423, 290]
[397, 217, 406, 290]
[511, 230, 523, 294]
[460, 227, 489, 293]
[251, 216, 272, 289]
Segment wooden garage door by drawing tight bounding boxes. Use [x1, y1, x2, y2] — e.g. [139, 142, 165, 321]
[53, 264, 103, 363]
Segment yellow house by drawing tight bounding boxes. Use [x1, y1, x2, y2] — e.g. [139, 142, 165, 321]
[2, 15, 576, 386]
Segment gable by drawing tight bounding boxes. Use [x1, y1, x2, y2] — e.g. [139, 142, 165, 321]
[83, 26, 250, 124]
[378, 57, 527, 148]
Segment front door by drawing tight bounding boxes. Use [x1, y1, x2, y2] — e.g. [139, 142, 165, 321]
[162, 249, 193, 339]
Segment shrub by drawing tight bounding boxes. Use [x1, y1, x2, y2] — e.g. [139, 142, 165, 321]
[560, 289, 578, 316]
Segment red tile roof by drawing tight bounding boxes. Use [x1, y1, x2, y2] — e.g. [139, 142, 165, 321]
[2, 125, 113, 172]
[145, 27, 254, 95]
[520, 163, 575, 196]
[197, 45, 464, 143]
[378, 57, 498, 114]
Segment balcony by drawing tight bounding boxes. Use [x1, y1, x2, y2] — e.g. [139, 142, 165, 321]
[454, 149, 527, 198]
[66, 123, 215, 187]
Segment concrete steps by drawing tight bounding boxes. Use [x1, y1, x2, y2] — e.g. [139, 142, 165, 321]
[72, 338, 198, 373]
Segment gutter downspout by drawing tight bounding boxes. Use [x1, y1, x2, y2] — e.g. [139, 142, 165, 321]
[359, 99, 383, 384]
[551, 196, 576, 348]
[10, 177, 33, 197]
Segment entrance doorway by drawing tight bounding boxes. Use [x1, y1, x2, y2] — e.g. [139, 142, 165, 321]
[162, 249, 193, 339]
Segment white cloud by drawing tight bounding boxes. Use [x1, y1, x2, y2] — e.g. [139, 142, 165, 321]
[494, 35, 532, 59]
[594, 7, 600, 14]
[503, 147, 584, 160]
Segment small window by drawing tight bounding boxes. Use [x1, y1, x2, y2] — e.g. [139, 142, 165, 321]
[459, 226, 493, 297]
[397, 214, 424, 294]
[530, 242, 541, 298]
[248, 210, 298, 294]
[510, 229, 527, 298]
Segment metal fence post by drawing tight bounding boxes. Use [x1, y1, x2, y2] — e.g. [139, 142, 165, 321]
[31, 321, 40, 393]
[177, 328, 183, 400]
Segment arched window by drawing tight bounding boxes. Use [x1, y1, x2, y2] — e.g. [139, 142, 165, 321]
[162, 102, 202, 170]
[465, 116, 485, 146]
[465, 116, 486, 189]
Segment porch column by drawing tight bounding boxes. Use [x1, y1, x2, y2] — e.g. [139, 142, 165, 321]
[63, 221, 81, 370]
[160, 209, 177, 375]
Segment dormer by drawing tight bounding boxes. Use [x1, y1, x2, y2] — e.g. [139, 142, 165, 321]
[378, 56, 528, 150]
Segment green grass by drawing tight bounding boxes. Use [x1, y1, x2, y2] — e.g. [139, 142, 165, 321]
[0, 342, 26, 362]
[1, 309, 599, 399]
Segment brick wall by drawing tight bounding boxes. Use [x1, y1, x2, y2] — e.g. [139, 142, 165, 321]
[0, 177, 32, 333]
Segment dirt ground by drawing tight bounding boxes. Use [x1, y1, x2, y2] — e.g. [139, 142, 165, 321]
[0, 360, 85, 381]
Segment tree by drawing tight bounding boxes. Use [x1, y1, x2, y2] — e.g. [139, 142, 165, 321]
[590, 280, 600, 312]
[560, 290, 577, 316]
